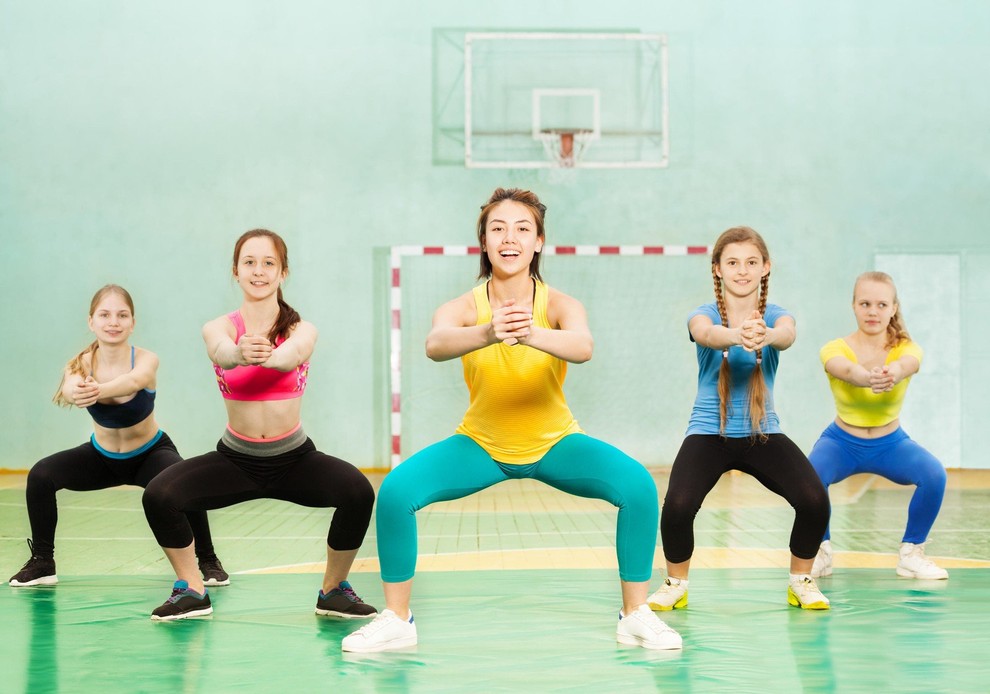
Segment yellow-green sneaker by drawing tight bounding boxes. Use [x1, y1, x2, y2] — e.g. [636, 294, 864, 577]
[787, 576, 830, 610]
[647, 577, 688, 611]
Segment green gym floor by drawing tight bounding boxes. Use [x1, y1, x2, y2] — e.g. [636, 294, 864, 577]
[2, 469, 989, 693]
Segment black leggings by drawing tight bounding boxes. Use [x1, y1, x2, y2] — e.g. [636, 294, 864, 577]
[24, 432, 216, 559]
[660, 434, 830, 563]
[142, 438, 375, 551]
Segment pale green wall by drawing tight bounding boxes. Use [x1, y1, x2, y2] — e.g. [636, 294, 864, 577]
[2, 1, 988, 470]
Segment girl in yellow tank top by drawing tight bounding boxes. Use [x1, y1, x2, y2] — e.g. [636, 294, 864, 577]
[342, 187, 682, 654]
[807, 272, 948, 581]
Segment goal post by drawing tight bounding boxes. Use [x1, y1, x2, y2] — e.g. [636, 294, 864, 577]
[389, 244, 711, 469]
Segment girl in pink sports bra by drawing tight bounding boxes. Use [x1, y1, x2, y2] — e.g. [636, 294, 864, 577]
[141, 229, 376, 622]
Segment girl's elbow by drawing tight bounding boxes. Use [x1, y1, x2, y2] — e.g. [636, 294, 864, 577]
[574, 338, 594, 363]
[424, 339, 448, 362]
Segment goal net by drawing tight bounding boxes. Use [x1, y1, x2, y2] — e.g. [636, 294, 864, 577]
[390, 245, 711, 468]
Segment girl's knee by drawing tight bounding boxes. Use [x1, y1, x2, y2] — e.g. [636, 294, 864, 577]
[141, 477, 176, 513]
[919, 462, 947, 492]
[346, 475, 376, 512]
[26, 464, 56, 490]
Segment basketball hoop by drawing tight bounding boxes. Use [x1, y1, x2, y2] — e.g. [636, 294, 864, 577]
[537, 129, 595, 168]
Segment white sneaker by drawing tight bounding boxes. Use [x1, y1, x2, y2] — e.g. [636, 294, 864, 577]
[787, 575, 830, 610]
[647, 577, 688, 611]
[811, 541, 833, 578]
[341, 609, 417, 653]
[616, 605, 683, 650]
[896, 542, 949, 580]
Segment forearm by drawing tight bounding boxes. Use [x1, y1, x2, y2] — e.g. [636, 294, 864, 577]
[426, 324, 493, 362]
[262, 343, 304, 372]
[95, 373, 146, 398]
[521, 326, 593, 363]
[211, 340, 244, 369]
[765, 325, 795, 351]
[834, 364, 872, 388]
[695, 324, 741, 351]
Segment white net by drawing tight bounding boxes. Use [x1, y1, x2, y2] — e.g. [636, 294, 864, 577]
[396, 250, 710, 467]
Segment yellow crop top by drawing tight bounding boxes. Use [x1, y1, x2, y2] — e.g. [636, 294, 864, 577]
[821, 338, 923, 428]
[455, 280, 582, 464]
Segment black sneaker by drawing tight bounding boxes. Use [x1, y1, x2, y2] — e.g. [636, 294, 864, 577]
[199, 555, 230, 586]
[9, 539, 57, 587]
[151, 580, 213, 621]
[315, 581, 377, 619]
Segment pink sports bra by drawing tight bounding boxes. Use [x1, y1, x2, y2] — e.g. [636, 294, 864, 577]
[213, 311, 309, 401]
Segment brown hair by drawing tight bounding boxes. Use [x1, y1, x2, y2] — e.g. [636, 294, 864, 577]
[233, 229, 301, 343]
[710, 227, 770, 439]
[476, 187, 546, 281]
[53, 284, 135, 407]
[854, 271, 910, 350]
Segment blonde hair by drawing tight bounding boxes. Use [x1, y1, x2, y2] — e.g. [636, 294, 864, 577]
[710, 227, 770, 439]
[53, 285, 135, 407]
[854, 271, 910, 350]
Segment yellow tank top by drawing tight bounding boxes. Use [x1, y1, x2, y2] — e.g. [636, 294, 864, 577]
[821, 338, 924, 428]
[455, 280, 582, 464]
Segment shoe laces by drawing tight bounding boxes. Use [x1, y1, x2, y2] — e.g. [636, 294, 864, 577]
[903, 547, 938, 569]
[200, 557, 224, 572]
[354, 610, 398, 636]
[335, 582, 364, 604]
[166, 584, 201, 604]
[18, 539, 50, 571]
[794, 576, 823, 595]
[660, 577, 682, 593]
[629, 606, 676, 635]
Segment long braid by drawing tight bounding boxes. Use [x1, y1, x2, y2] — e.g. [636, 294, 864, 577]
[747, 273, 770, 440]
[713, 265, 731, 435]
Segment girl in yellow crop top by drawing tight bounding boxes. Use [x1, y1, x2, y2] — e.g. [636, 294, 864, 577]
[808, 272, 948, 581]
[342, 187, 681, 654]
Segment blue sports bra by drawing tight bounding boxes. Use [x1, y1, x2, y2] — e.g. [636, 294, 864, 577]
[86, 346, 156, 429]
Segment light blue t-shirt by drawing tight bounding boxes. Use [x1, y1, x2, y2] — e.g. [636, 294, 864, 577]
[685, 302, 791, 437]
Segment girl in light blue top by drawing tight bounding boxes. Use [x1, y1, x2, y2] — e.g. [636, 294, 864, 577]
[648, 226, 831, 612]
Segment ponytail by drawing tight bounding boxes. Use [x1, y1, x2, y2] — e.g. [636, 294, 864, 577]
[52, 341, 98, 407]
[270, 287, 301, 343]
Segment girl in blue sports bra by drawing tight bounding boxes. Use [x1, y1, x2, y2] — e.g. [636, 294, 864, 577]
[8, 285, 227, 589]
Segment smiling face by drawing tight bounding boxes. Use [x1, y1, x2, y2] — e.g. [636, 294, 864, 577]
[481, 199, 544, 278]
[88, 290, 135, 345]
[852, 278, 898, 338]
[234, 234, 286, 299]
[714, 241, 770, 299]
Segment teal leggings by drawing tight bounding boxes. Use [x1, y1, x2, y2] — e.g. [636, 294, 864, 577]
[376, 433, 658, 583]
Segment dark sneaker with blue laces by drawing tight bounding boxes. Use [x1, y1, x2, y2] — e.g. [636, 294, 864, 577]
[315, 581, 377, 619]
[199, 555, 230, 586]
[9, 539, 57, 587]
[151, 580, 213, 621]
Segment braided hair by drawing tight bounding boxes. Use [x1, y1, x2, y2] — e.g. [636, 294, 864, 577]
[710, 227, 771, 439]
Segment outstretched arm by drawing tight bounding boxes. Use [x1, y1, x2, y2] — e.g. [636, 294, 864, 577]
[425, 292, 494, 362]
[90, 349, 159, 399]
[262, 321, 318, 372]
[518, 289, 593, 364]
[825, 353, 919, 393]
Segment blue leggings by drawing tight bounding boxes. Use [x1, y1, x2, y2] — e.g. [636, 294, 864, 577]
[376, 433, 659, 583]
[809, 422, 946, 544]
